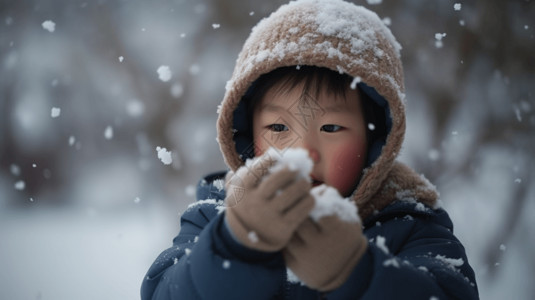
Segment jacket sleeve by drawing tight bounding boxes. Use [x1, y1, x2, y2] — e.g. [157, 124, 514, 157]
[325, 207, 479, 300]
[141, 201, 286, 300]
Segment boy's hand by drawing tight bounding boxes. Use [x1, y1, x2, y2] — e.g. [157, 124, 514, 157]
[224, 155, 315, 252]
[283, 216, 368, 291]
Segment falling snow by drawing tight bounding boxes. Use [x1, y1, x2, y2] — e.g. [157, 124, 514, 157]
[42, 20, 56, 32]
[156, 147, 173, 165]
[104, 126, 113, 140]
[157, 65, 172, 82]
[14, 180, 26, 191]
[51, 107, 61, 118]
[434, 33, 447, 48]
[10, 164, 21, 176]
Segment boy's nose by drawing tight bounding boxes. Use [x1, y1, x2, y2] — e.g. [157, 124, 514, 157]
[307, 148, 320, 164]
[294, 138, 320, 163]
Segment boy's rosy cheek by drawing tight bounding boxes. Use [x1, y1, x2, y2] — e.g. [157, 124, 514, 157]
[327, 143, 367, 196]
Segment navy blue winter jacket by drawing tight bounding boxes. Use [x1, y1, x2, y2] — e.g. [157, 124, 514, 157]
[141, 172, 479, 299]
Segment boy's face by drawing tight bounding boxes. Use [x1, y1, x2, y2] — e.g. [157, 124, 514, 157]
[252, 82, 368, 197]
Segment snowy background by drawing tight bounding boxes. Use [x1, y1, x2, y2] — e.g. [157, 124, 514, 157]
[1, 0, 534, 299]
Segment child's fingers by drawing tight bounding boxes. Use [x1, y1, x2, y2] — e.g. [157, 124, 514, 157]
[272, 178, 312, 213]
[237, 155, 276, 188]
[281, 193, 315, 230]
[257, 168, 299, 199]
[293, 217, 321, 243]
[316, 215, 348, 232]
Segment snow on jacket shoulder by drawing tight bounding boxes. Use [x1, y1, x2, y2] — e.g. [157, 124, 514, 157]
[141, 173, 478, 300]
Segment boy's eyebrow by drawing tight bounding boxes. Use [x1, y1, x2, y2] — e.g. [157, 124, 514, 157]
[258, 103, 286, 112]
[322, 104, 346, 113]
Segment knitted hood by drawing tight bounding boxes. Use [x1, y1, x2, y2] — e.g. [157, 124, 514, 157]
[216, 0, 437, 220]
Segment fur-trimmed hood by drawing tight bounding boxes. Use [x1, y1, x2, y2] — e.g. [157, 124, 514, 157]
[216, 0, 438, 220]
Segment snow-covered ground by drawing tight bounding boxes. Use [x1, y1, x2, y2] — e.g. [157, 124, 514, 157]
[0, 204, 173, 300]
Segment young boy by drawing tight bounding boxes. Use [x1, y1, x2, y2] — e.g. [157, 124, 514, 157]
[141, 0, 479, 299]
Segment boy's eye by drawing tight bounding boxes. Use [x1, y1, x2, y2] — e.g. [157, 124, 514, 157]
[321, 124, 342, 132]
[268, 124, 289, 132]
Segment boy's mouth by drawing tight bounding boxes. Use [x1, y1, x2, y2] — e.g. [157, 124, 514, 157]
[311, 176, 323, 187]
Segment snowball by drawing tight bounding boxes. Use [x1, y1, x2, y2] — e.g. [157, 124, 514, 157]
[454, 3, 462, 11]
[255, 147, 359, 223]
[118, 56, 124, 62]
[382, 17, 391, 26]
[157, 65, 172, 82]
[222, 260, 231, 269]
[104, 126, 113, 140]
[265, 147, 313, 181]
[156, 146, 173, 165]
[212, 23, 220, 29]
[368, 123, 376, 131]
[249, 11, 255, 16]
[309, 185, 359, 223]
[51, 107, 61, 118]
[42, 20, 55, 32]
[14, 180, 25, 191]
